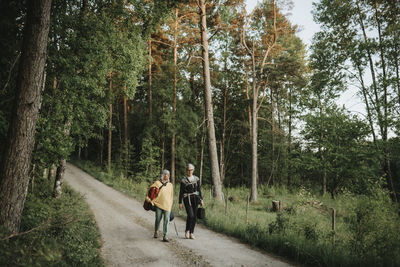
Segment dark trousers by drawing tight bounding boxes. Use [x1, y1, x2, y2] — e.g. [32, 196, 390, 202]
[184, 195, 199, 233]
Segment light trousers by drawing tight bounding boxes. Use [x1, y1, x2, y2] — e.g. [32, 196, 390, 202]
[155, 207, 170, 237]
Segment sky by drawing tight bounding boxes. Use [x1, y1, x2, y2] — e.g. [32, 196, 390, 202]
[245, 0, 320, 47]
[245, 0, 366, 116]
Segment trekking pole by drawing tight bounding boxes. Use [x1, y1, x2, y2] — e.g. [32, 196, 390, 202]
[173, 221, 179, 237]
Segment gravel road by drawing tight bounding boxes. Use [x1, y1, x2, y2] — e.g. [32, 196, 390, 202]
[64, 163, 294, 267]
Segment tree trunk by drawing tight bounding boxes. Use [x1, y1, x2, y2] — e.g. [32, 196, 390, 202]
[244, 0, 277, 201]
[78, 138, 82, 160]
[220, 58, 228, 184]
[244, 56, 252, 140]
[48, 165, 56, 180]
[0, 0, 51, 233]
[84, 136, 88, 159]
[171, 9, 178, 185]
[356, 1, 384, 137]
[53, 159, 66, 198]
[123, 85, 128, 177]
[270, 86, 275, 186]
[108, 72, 113, 172]
[356, 1, 396, 201]
[100, 129, 104, 167]
[148, 38, 153, 176]
[148, 37, 152, 118]
[319, 103, 327, 196]
[199, 119, 206, 186]
[53, 121, 71, 198]
[250, 70, 258, 202]
[287, 88, 292, 187]
[374, 3, 397, 202]
[355, 63, 377, 144]
[198, 0, 223, 201]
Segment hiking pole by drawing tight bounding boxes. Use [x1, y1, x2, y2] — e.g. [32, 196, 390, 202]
[173, 221, 178, 237]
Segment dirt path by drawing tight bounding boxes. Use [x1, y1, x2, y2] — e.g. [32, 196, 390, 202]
[64, 163, 294, 267]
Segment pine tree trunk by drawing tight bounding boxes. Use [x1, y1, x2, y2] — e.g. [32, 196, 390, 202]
[171, 9, 178, 185]
[198, 0, 223, 201]
[220, 67, 227, 184]
[108, 72, 113, 172]
[100, 129, 104, 167]
[0, 0, 51, 233]
[199, 120, 206, 186]
[250, 58, 258, 202]
[148, 38, 153, 176]
[287, 88, 292, 187]
[319, 104, 327, 197]
[148, 38, 152, 118]
[270, 86, 275, 186]
[123, 85, 128, 177]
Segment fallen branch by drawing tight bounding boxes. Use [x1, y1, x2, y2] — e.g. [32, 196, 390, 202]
[2, 214, 75, 241]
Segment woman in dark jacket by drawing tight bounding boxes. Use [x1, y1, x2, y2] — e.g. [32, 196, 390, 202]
[179, 163, 203, 239]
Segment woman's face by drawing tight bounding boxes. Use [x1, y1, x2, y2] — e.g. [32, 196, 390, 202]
[187, 168, 194, 176]
[162, 174, 170, 181]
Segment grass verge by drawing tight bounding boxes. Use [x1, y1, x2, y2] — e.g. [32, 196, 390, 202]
[0, 175, 104, 267]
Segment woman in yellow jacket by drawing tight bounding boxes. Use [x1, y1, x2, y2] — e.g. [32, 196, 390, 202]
[149, 170, 174, 242]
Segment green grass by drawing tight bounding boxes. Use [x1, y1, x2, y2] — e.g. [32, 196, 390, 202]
[0, 175, 104, 267]
[73, 159, 400, 267]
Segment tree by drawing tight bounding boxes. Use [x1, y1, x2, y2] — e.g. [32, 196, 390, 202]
[0, 0, 52, 233]
[312, 0, 400, 201]
[302, 106, 376, 198]
[241, 0, 279, 201]
[198, 0, 223, 201]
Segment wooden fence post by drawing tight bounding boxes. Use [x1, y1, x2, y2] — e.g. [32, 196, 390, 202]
[272, 200, 280, 212]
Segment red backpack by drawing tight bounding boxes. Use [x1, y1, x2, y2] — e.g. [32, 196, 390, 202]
[143, 182, 167, 211]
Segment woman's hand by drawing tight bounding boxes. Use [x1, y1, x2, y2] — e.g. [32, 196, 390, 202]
[200, 200, 204, 206]
[179, 203, 183, 210]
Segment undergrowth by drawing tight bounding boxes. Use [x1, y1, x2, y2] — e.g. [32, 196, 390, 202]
[0, 175, 104, 267]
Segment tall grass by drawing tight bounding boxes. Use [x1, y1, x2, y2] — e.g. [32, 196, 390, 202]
[74, 160, 400, 267]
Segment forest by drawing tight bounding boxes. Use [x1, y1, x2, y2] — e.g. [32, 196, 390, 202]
[0, 0, 400, 266]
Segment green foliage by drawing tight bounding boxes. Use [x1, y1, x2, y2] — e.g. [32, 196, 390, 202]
[0, 177, 103, 267]
[302, 106, 379, 195]
[135, 131, 161, 182]
[72, 159, 148, 199]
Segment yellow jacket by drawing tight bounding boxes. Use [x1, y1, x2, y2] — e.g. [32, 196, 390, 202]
[148, 180, 174, 212]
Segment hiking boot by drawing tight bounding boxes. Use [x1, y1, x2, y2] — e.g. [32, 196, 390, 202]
[162, 236, 169, 242]
[153, 231, 158, 238]
[190, 233, 195, 240]
[185, 231, 190, 239]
